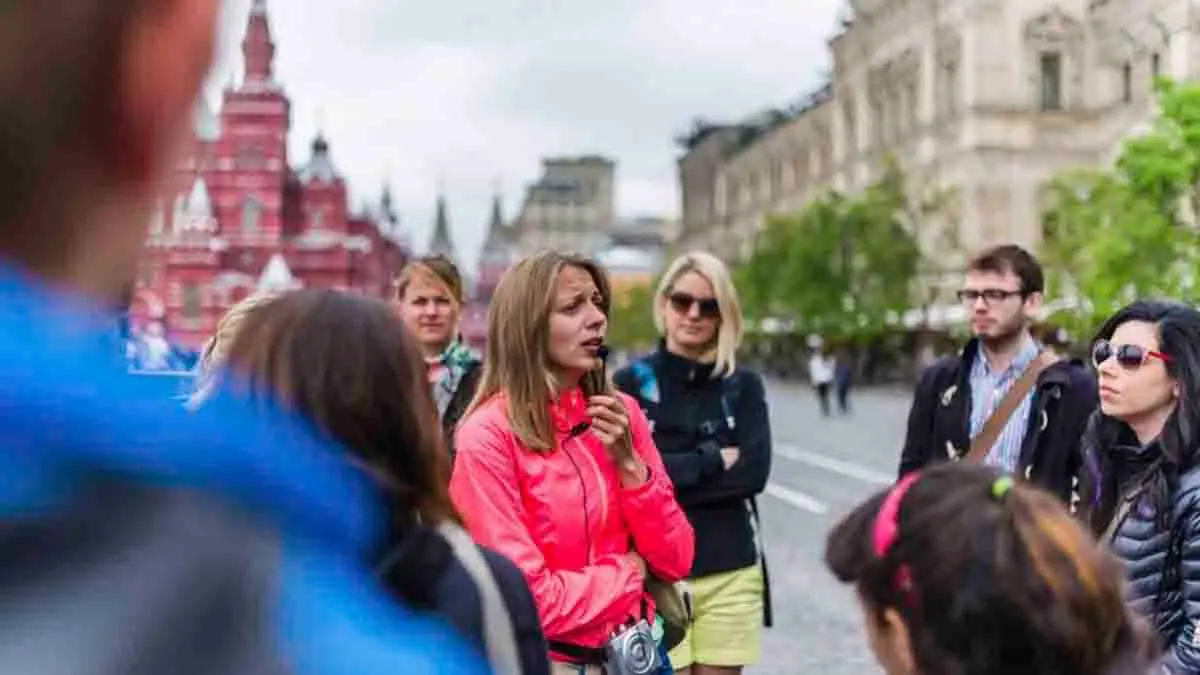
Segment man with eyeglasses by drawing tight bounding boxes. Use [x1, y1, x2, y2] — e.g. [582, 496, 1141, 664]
[897, 245, 1097, 503]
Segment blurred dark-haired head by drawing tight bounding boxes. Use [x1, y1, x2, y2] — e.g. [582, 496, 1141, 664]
[222, 288, 455, 525]
[825, 463, 1156, 675]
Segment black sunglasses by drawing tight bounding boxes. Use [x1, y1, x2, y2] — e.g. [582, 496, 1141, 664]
[667, 291, 720, 319]
[956, 289, 1025, 305]
[1092, 339, 1170, 370]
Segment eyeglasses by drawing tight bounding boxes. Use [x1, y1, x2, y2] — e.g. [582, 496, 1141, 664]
[1092, 339, 1171, 370]
[667, 291, 720, 319]
[956, 289, 1024, 305]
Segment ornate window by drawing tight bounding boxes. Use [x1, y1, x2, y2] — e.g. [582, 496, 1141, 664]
[242, 196, 262, 232]
[237, 144, 266, 171]
[1040, 52, 1063, 111]
[936, 27, 963, 121]
[842, 94, 857, 156]
[182, 284, 201, 320]
[1024, 9, 1083, 112]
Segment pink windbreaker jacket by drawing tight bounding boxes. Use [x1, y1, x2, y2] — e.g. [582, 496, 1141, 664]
[449, 387, 695, 654]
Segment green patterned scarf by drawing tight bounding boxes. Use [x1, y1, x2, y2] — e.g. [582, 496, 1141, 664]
[430, 340, 480, 418]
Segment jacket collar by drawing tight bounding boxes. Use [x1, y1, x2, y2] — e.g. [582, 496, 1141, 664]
[958, 336, 1070, 387]
[654, 340, 717, 384]
[549, 386, 590, 436]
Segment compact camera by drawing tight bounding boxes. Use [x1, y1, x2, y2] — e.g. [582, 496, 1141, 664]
[604, 619, 661, 675]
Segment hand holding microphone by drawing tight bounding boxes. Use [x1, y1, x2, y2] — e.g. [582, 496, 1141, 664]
[587, 345, 648, 486]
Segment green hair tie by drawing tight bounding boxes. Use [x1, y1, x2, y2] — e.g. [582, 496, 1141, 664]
[992, 476, 1015, 501]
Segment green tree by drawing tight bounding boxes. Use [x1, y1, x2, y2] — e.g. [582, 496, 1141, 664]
[1040, 78, 1200, 336]
[606, 282, 659, 351]
[736, 165, 922, 338]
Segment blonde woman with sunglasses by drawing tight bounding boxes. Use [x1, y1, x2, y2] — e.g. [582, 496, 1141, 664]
[614, 251, 772, 675]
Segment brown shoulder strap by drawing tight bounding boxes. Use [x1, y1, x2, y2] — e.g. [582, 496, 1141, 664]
[965, 350, 1061, 466]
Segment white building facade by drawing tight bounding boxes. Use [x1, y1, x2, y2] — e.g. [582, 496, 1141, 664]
[677, 0, 1198, 275]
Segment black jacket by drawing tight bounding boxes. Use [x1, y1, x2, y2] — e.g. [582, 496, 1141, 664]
[443, 362, 482, 462]
[898, 339, 1097, 502]
[1080, 418, 1200, 674]
[379, 523, 549, 675]
[615, 348, 772, 578]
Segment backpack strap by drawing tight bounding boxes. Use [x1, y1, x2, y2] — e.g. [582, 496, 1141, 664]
[965, 350, 1060, 465]
[434, 522, 523, 675]
[629, 358, 660, 406]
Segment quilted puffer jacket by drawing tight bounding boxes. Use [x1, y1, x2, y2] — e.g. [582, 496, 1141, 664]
[1086, 428, 1200, 674]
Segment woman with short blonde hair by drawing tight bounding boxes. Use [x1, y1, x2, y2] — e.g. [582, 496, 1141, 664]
[451, 250, 695, 674]
[651, 252, 744, 377]
[616, 250, 771, 675]
[392, 254, 481, 459]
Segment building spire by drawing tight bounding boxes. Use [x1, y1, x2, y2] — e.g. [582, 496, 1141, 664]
[428, 194, 456, 261]
[485, 192, 505, 246]
[243, 0, 276, 84]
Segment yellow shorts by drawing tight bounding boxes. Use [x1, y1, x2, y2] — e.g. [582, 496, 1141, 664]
[668, 565, 764, 669]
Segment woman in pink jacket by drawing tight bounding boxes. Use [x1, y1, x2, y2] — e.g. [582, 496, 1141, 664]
[450, 250, 695, 674]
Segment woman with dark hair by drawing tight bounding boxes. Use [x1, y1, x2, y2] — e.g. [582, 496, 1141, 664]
[1079, 300, 1200, 672]
[219, 288, 548, 675]
[826, 463, 1158, 675]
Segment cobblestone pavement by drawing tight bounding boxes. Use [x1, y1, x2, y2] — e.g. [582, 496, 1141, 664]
[745, 382, 913, 675]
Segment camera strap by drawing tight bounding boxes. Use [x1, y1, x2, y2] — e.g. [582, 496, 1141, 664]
[548, 594, 650, 665]
[548, 641, 606, 665]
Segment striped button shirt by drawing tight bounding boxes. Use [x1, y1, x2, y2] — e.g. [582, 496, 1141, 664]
[969, 337, 1040, 473]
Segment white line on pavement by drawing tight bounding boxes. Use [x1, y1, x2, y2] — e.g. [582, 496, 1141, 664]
[775, 444, 893, 486]
[764, 482, 829, 514]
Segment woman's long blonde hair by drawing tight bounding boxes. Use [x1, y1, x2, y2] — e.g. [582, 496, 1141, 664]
[466, 250, 613, 453]
[654, 251, 744, 378]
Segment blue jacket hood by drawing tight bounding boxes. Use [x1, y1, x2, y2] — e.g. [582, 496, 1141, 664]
[0, 266, 384, 556]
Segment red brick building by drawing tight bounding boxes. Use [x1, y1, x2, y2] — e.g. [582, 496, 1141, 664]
[131, 0, 408, 350]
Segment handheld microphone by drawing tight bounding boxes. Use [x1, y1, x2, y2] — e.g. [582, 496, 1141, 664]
[597, 344, 610, 384]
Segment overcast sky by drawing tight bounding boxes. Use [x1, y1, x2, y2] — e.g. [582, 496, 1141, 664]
[206, 0, 844, 270]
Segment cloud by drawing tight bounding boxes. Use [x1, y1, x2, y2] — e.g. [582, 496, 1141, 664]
[206, 0, 842, 272]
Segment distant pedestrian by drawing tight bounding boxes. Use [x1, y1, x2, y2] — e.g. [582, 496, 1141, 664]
[809, 349, 835, 416]
[834, 347, 854, 415]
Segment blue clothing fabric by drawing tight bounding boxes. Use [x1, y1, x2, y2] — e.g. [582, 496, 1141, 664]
[0, 264, 488, 675]
[968, 336, 1040, 473]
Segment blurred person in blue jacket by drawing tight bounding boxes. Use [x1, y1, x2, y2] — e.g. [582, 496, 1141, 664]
[0, 1, 487, 674]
